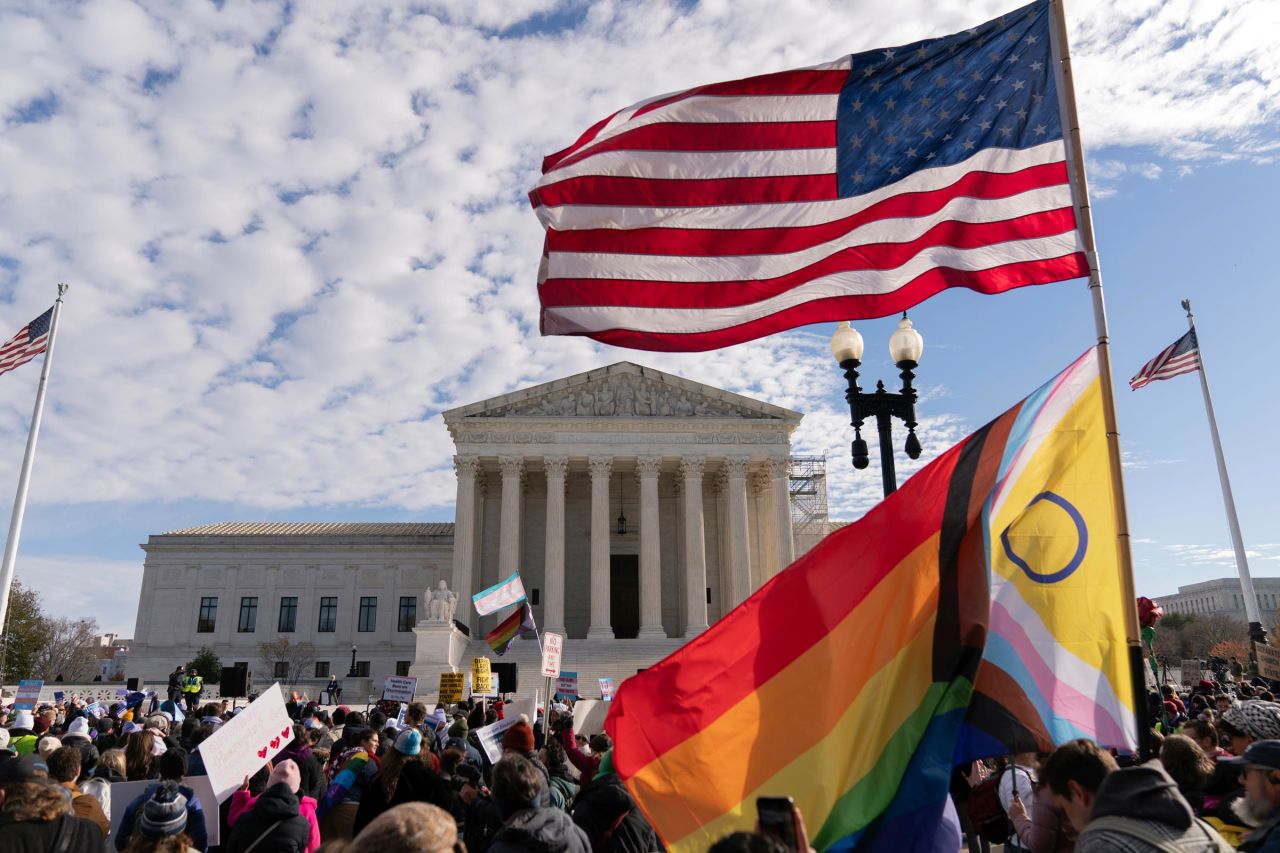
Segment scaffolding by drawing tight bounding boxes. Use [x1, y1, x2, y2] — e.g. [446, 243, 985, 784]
[789, 456, 828, 536]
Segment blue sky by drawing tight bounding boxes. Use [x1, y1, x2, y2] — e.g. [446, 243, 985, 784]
[0, 0, 1277, 635]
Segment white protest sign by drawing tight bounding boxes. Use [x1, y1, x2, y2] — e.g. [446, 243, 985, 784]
[471, 697, 538, 763]
[196, 683, 294, 802]
[541, 632, 563, 678]
[108, 776, 220, 845]
[382, 676, 417, 704]
[572, 698, 611, 737]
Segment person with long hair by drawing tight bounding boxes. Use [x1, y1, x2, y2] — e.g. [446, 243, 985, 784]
[352, 729, 453, 835]
[317, 726, 380, 840]
[97, 748, 127, 782]
[125, 730, 159, 781]
[1160, 734, 1215, 814]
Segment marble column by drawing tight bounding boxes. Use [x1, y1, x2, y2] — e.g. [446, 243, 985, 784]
[636, 456, 665, 638]
[497, 456, 524, 579]
[724, 457, 753, 608]
[542, 456, 569, 636]
[450, 456, 480, 634]
[751, 469, 777, 586]
[680, 456, 709, 637]
[587, 456, 614, 639]
[768, 457, 796, 572]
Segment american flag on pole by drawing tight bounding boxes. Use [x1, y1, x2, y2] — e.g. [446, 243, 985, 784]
[530, 0, 1088, 352]
[0, 307, 54, 379]
[1129, 329, 1200, 390]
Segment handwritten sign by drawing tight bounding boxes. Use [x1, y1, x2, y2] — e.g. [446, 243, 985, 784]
[439, 672, 464, 703]
[599, 677, 614, 701]
[109, 776, 220, 845]
[196, 683, 293, 802]
[382, 676, 417, 704]
[554, 671, 578, 699]
[472, 658, 492, 696]
[1258, 644, 1280, 681]
[14, 680, 43, 711]
[541, 632, 564, 678]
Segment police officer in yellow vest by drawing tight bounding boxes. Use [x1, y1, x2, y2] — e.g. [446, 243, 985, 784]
[182, 668, 203, 712]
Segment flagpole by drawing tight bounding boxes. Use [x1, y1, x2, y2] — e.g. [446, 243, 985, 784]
[1181, 299, 1264, 658]
[0, 284, 68, 679]
[1047, 2, 1148, 755]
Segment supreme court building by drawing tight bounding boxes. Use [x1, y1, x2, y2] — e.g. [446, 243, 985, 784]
[128, 362, 829, 695]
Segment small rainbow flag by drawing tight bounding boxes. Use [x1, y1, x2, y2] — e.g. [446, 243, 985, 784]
[485, 602, 537, 657]
[605, 348, 1135, 851]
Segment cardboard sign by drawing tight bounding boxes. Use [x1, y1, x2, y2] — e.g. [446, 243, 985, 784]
[1259, 644, 1280, 681]
[14, 680, 43, 711]
[1179, 659, 1203, 687]
[599, 677, 614, 701]
[108, 776, 220, 845]
[439, 672, 464, 703]
[541, 632, 564, 678]
[554, 671, 578, 699]
[382, 675, 417, 704]
[196, 683, 294, 802]
[472, 657, 492, 696]
[472, 697, 537, 763]
[572, 698, 611, 737]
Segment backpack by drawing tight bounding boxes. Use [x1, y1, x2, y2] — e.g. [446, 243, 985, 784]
[966, 766, 1028, 844]
[1081, 815, 1234, 853]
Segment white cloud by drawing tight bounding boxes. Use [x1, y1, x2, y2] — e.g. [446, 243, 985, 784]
[13, 554, 144, 636]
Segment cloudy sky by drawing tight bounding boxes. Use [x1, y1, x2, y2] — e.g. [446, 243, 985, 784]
[0, 0, 1277, 635]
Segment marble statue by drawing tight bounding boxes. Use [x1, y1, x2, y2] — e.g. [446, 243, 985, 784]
[425, 579, 459, 623]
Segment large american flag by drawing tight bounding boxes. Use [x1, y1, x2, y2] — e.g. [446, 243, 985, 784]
[530, 0, 1088, 352]
[0, 307, 53, 379]
[1130, 329, 1200, 390]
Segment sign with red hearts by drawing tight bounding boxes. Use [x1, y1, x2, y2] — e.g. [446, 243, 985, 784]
[197, 683, 294, 802]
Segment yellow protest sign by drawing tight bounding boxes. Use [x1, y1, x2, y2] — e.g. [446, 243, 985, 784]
[439, 672, 465, 703]
[471, 657, 492, 695]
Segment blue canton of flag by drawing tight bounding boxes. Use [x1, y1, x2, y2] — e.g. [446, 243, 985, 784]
[838, 0, 1061, 196]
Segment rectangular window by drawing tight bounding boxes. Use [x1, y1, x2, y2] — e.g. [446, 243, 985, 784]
[278, 597, 298, 633]
[318, 597, 337, 632]
[531, 588, 540, 606]
[354, 661, 370, 677]
[397, 597, 416, 632]
[315, 661, 330, 678]
[358, 597, 377, 632]
[238, 597, 258, 633]
[197, 597, 218, 633]
[273, 661, 289, 680]
[396, 660, 411, 677]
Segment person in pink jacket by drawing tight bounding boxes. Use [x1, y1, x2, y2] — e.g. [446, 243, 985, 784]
[228, 759, 322, 852]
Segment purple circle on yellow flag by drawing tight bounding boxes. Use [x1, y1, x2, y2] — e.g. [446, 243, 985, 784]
[1000, 491, 1088, 584]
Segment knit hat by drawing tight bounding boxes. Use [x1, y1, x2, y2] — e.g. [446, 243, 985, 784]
[501, 719, 535, 754]
[138, 780, 189, 837]
[267, 758, 301, 794]
[0, 753, 47, 783]
[63, 717, 91, 742]
[394, 729, 422, 756]
[32, 716, 50, 735]
[122, 722, 142, 735]
[1224, 700, 1280, 740]
[448, 720, 468, 739]
[9, 711, 34, 731]
[36, 736, 60, 758]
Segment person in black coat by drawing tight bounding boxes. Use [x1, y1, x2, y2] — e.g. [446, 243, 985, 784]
[353, 729, 454, 835]
[0, 760, 105, 852]
[572, 751, 663, 853]
[225, 781, 311, 852]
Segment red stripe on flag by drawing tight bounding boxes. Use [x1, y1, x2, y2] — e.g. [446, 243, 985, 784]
[631, 69, 850, 119]
[542, 107, 630, 173]
[559, 254, 1089, 352]
[532, 172, 839, 209]
[544, 162, 1069, 256]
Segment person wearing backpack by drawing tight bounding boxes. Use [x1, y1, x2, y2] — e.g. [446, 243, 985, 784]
[1041, 737, 1234, 852]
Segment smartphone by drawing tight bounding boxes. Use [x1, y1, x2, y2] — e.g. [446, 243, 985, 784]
[757, 796, 799, 851]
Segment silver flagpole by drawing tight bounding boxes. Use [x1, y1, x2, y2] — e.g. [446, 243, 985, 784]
[1181, 299, 1264, 657]
[0, 284, 69, 655]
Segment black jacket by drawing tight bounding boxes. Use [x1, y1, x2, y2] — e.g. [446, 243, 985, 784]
[224, 782, 311, 853]
[352, 761, 454, 834]
[489, 807, 591, 853]
[572, 775, 663, 853]
[0, 814, 105, 853]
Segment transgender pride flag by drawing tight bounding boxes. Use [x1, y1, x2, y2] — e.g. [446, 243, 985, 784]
[472, 572, 527, 617]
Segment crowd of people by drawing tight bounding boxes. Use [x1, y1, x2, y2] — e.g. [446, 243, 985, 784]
[0, 687, 661, 852]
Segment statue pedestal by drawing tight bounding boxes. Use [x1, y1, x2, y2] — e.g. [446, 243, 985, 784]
[408, 622, 469, 687]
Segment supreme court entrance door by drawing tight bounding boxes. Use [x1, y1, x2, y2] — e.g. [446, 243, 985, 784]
[610, 555, 640, 639]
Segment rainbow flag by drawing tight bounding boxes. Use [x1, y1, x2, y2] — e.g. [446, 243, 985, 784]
[605, 348, 1136, 851]
[485, 602, 537, 656]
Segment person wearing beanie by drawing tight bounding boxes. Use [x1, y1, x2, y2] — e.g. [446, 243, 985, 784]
[226, 759, 314, 852]
[571, 750, 662, 853]
[353, 728, 454, 835]
[35, 736, 60, 759]
[115, 747, 209, 852]
[503, 717, 553, 792]
[127, 780, 202, 853]
[349, 802, 459, 853]
[7, 710, 39, 756]
[63, 716, 92, 743]
[488, 754, 590, 853]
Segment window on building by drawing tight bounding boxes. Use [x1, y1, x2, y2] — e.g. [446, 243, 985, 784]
[358, 597, 377, 632]
[278, 597, 297, 633]
[315, 661, 330, 678]
[397, 597, 416, 632]
[396, 660, 411, 677]
[318, 597, 337, 632]
[273, 661, 289, 679]
[531, 588, 540, 606]
[197, 597, 217, 633]
[354, 661, 370, 677]
[238, 597, 258, 633]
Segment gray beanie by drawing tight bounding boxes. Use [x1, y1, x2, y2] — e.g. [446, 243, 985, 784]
[138, 780, 189, 837]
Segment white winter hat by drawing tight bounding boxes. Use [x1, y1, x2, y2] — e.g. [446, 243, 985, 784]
[37, 736, 60, 758]
[9, 711, 34, 731]
[63, 717, 91, 741]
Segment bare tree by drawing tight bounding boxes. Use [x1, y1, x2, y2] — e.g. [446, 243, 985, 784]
[33, 617, 101, 682]
[257, 638, 317, 690]
[1184, 613, 1247, 658]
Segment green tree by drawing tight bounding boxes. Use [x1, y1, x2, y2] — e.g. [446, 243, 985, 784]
[185, 646, 222, 684]
[1, 579, 50, 683]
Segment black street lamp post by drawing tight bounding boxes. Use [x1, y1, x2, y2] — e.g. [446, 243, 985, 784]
[830, 314, 926, 497]
[348, 645, 358, 678]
